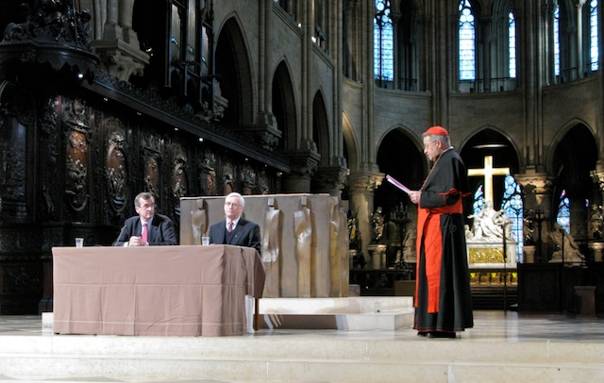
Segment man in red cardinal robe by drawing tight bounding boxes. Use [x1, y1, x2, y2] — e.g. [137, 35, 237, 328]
[408, 126, 474, 338]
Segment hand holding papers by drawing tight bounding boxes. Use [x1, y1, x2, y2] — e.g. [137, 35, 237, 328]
[385, 175, 412, 195]
[386, 175, 420, 204]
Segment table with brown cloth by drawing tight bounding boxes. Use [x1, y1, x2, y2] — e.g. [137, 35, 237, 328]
[52, 245, 264, 336]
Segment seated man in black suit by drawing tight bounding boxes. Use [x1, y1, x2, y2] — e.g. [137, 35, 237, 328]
[113, 192, 177, 246]
[208, 192, 261, 253]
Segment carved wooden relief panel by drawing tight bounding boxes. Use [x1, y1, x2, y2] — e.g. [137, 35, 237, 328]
[199, 150, 216, 196]
[143, 134, 162, 198]
[63, 99, 90, 212]
[240, 163, 256, 195]
[105, 118, 128, 214]
[0, 114, 28, 220]
[38, 97, 59, 220]
[144, 155, 160, 198]
[258, 169, 270, 194]
[223, 160, 234, 195]
[171, 144, 188, 217]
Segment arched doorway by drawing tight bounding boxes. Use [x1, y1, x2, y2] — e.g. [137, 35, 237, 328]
[460, 128, 520, 211]
[460, 128, 522, 261]
[215, 17, 254, 128]
[551, 124, 597, 242]
[374, 128, 424, 266]
[375, 128, 425, 215]
[272, 61, 297, 150]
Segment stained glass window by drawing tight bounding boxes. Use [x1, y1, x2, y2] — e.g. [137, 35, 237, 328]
[374, 0, 394, 82]
[458, 0, 476, 80]
[501, 176, 523, 262]
[509, 12, 516, 78]
[554, 4, 560, 76]
[473, 184, 485, 217]
[591, 0, 599, 71]
[557, 190, 571, 234]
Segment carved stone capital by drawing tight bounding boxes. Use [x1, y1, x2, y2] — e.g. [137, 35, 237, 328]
[349, 170, 384, 193]
[92, 39, 149, 81]
[591, 170, 604, 192]
[287, 149, 321, 177]
[515, 172, 553, 195]
[313, 165, 349, 194]
[239, 112, 282, 151]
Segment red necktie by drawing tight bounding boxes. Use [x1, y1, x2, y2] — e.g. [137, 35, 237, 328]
[141, 223, 148, 244]
[228, 221, 234, 233]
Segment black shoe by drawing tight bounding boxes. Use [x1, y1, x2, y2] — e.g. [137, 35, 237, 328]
[428, 331, 456, 339]
[417, 331, 429, 337]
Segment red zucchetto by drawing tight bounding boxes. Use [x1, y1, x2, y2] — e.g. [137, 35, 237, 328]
[422, 125, 449, 137]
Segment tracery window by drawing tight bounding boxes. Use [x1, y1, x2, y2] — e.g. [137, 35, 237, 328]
[501, 176, 523, 262]
[556, 190, 571, 234]
[590, 0, 599, 71]
[458, 0, 476, 81]
[553, 4, 561, 77]
[508, 12, 516, 78]
[374, 0, 394, 86]
[473, 185, 485, 217]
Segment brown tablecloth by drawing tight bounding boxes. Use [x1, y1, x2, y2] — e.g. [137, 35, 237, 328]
[52, 245, 264, 336]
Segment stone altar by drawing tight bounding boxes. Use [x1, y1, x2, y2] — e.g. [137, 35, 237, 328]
[466, 204, 517, 269]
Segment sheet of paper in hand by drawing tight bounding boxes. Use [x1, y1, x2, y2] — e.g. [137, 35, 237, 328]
[385, 175, 411, 195]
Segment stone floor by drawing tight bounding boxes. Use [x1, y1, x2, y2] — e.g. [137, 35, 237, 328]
[0, 311, 603, 382]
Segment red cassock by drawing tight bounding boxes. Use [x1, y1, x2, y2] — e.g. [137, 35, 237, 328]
[414, 148, 474, 333]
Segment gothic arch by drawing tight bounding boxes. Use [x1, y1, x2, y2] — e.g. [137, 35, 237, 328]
[215, 15, 255, 128]
[374, 127, 426, 219]
[272, 59, 298, 151]
[312, 89, 330, 166]
[459, 125, 523, 169]
[547, 118, 598, 174]
[459, 127, 521, 209]
[549, 122, 598, 239]
[342, 112, 359, 170]
[375, 125, 424, 158]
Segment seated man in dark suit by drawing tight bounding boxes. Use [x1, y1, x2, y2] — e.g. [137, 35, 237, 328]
[113, 192, 177, 246]
[208, 192, 261, 253]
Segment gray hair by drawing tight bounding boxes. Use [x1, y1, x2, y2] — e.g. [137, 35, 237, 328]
[425, 134, 451, 148]
[134, 192, 154, 207]
[225, 192, 245, 208]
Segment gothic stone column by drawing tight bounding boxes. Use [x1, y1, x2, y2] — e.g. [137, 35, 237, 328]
[92, 0, 149, 81]
[313, 162, 348, 197]
[516, 171, 554, 262]
[283, 149, 321, 193]
[349, 170, 384, 258]
[249, 0, 281, 151]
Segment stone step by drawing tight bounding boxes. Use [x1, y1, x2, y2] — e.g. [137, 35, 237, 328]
[4, 313, 603, 383]
[258, 296, 414, 330]
[0, 340, 603, 383]
[1, 332, 603, 364]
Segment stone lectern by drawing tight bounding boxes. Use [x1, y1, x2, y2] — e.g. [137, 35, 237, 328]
[180, 194, 349, 298]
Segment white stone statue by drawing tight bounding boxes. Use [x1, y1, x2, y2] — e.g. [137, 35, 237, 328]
[467, 202, 511, 241]
[549, 224, 584, 263]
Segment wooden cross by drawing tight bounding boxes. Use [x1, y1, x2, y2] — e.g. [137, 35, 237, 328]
[467, 155, 510, 206]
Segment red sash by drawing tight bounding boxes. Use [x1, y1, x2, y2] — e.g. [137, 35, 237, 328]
[415, 197, 463, 313]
